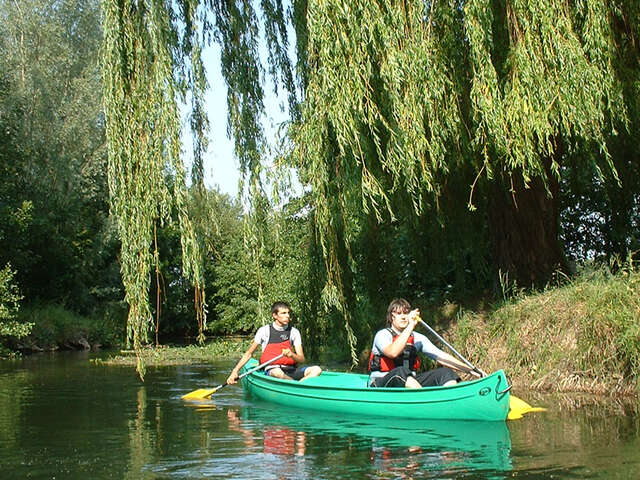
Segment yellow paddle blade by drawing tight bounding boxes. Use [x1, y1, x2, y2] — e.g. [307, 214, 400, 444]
[181, 387, 218, 400]
[508, 394, 547, 420]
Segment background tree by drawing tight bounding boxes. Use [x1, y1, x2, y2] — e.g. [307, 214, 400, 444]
[0, 0, 119, 316]
[0, 265, 31, 353]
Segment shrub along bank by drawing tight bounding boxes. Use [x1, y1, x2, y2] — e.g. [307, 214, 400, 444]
[4, 303, 126, 355]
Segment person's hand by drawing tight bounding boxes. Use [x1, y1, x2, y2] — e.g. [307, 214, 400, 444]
[406, 308, 421, 328]
[282, 348, 294, 358]
[226, 372, 239, 385]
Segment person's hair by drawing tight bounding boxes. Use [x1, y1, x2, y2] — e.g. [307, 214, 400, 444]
[271, 301, 290, 315]
[386, 298, 411, 325]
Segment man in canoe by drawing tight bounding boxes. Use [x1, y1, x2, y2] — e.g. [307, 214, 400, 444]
[368, 298, 483, 388]
[226, 301, 322, 384]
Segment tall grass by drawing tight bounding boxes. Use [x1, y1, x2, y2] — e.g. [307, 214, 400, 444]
[455, 262, 640, 394]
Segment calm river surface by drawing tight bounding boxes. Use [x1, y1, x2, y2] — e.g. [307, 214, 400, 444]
[1, 352, 639, 479]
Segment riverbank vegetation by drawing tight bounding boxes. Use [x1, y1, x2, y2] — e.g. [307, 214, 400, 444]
[455, 262, 640, 395]
[1, 0, 638, 397]
[94, 337, 251, 367]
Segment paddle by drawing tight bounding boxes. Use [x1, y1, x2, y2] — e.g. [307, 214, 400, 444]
[181, 353, 285, 400]
[416, 316, 546, 419]
[416, 317, 484, 376]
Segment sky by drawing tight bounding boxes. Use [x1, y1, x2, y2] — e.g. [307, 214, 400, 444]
[187, 41, 291, 198]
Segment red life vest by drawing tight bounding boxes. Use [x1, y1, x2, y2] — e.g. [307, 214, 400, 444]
[260, 324, 296, 366]
[368, 328, 421, 372]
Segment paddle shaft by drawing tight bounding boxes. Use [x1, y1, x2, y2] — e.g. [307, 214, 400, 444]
[182, 353, 288, 399]
[232, 352, 286, 383]
[418, 318, 529, 416]
[182, 353, 284, 400]
[417, 318, 478, 372]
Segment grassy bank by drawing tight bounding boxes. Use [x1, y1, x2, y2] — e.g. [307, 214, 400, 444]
[452, 264, 640, 395]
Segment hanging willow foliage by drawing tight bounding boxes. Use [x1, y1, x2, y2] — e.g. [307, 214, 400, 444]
[299, 0, 625, 225]
[293, 0, 631, 363]
[102, 0, 206, 377]
[465, 0, 624, 182]
[102, 0, 294, 374]
[102, 0, 636, 368]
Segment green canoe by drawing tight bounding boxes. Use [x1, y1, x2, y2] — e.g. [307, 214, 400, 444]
[239, 359, 511, 421]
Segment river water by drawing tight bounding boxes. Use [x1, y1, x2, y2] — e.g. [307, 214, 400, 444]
[1, 352, 639, 479]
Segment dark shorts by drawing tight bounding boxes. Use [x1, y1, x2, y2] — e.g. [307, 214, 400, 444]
[265, 365, 308, 381]
[370, 366, 460, 387]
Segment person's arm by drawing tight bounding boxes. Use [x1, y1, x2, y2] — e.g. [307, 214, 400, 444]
[226, 341, 260, 384]
[382, 309, 420, 358]
[285, 328, 305, 364]
[434, 351, 483, 377]
[285, 344, 305, 364]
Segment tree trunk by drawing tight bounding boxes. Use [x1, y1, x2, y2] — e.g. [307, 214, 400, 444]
[487, 161, 568, 287]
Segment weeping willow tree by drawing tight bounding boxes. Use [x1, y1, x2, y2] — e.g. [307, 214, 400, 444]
[102, 0, 207, 376]
[292, 0, 638, 361]
[103, 0, 638, 369]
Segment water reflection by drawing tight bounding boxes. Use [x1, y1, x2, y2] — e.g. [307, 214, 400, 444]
[225, 402, 512, 478]
[5, 356, 639, 479]
[125, 386, 152, 479]
[228, 409, 307, 456]
[0, 368, 33, 450]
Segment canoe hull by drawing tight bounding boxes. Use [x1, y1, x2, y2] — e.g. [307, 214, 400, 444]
[240, 359, 510, 421]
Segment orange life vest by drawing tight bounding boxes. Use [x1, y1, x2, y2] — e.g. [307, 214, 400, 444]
[368, 328, 421, 372]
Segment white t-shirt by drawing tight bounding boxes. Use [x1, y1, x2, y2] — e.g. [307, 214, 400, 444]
[369, 328, 447, 383]
[254, 323, 302, 349]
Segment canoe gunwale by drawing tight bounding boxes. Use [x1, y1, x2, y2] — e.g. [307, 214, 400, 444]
[241, 363, 507, 394]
